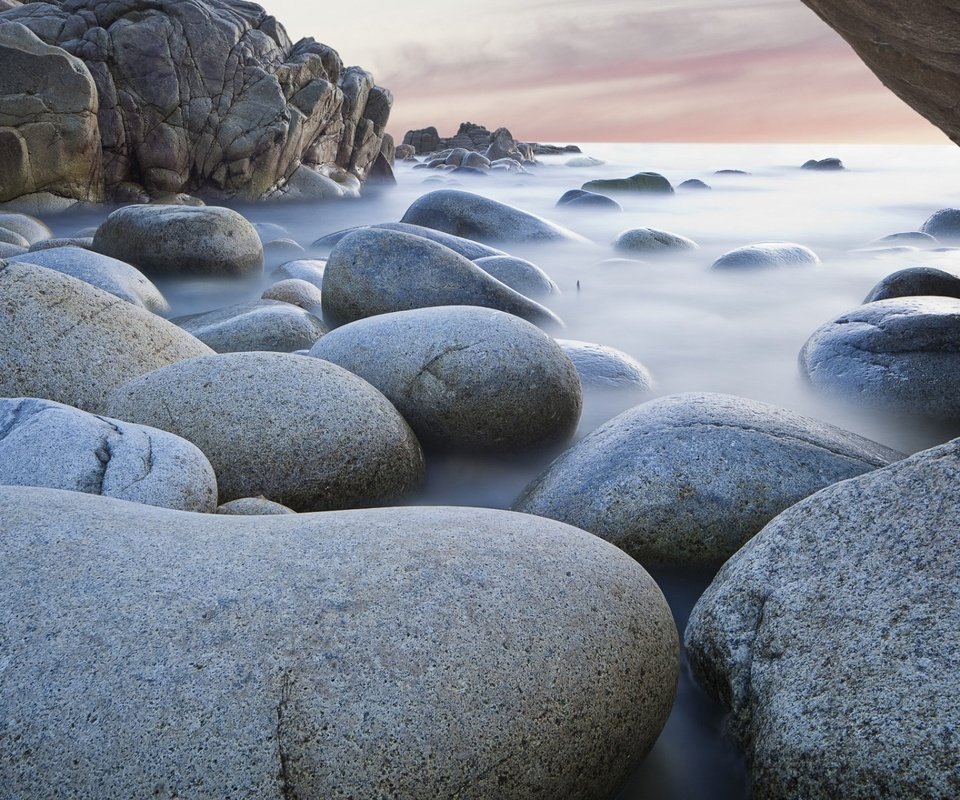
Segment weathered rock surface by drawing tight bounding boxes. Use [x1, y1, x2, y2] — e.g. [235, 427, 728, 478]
[401, 121, 576, 160]
[0, 398, 217, 512]
[93, 205, 263, 277]
[0, 0, 392, 203]
[216, 496, 295, 515]
[309, 306, 582, 453]
[799, 1, 960, 150]
[863, 266, 960, 302]
[321, 228, 562, 328]
[11, 246, 169, 313]
[800, 296, 960, 418]
[613, 228, 699, 253]
[104, 352, 424, 510]
[262, 278, 324, 311]
[513, 393, 901, 566]
[0, 211, 51, 244]
[312, 221, 505, 260]
[0, 261, 212, 412]
[582, 172, 673, 194]
[686, 439, 960, 799]
[473, 255, 559, 299]
[172, 300, 327, 353]
[921, 207, 960, 242]
[28, 236, 95, 252]
[555, 340, 654, 391]
[712, 243, 820, 270]
[401, 189, 589, 245]
[0, 486, 678, 800]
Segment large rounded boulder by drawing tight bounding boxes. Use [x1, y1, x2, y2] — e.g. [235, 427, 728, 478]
[800, 296, 960, 418]
[686, 438, 960, 799]
[862, 266, 960, 302]
[309, 306, 582, 452]
[712, 243, 820, 270]
[400, 189, 589, 244]
[171, 300, 327, 353]
[104, 352, 424, 511]
[513, 393, 901, 565]
[0, 487, 679, 800]
[321, 228, 561, 328]
[92, 205, 263, 276]
[0, 261, 213, 412]
[0, 398, 217, 512]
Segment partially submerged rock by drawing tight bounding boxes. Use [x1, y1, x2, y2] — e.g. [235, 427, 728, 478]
[0, 398, 217, 512]
[555, 340, 654, 391]
[582, 172, 673, 194]
[473, 255, 559, 298]
[686, 438, 960, 798]
[613, 228, 699, 253]
[863, 266, 960, 302]
[172, 300, 327, 353]
[0, 486, 678, 800]
[712, 243, 820, 270]
[514, 393, 900, 566]
[312, 221, 505, 260]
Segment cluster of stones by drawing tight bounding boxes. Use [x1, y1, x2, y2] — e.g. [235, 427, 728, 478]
[401, 120, 581, 159]
[0, 0, 393, 211]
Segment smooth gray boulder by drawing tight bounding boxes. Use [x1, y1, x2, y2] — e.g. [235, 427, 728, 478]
[321, 228, 562, 328]
[28, 237, 96, 252]
[172, 300, 327, 353]
[312, 222, 505, 260]
[216, 497, 295, 515]
[921, 207, 960, 242]
[93, 205, 263, 276]
[0, 211, 52, 244]
[800, 296, 960, 418]
[272, 259, 326, 288]
[262, 279, 324, 311]
[104, 352, 424, 511]
[678, 179, 711, 191]
[712, 242, 820, 270]
[0, 487, 678, 800]
[0, 398, 216, 512]
[0, 227, 29, 248]
[868, 230, 938, 247]
[556, 340, 654, 390]
[863, 266, 960, 302]
[0, 261, 213, 412]
[685, 438, 960, 799]
[11, 246, 169, 313]
[0, 242, 26, 257]
[473, 255, 559, 298]
[613, 228, 699, 253]
[582, 172, 673, 194]
[400, 189, 590, 244]
[513, 392, 901, 566]
[309, 306, 581, 452]
[556, 189, 622, 211]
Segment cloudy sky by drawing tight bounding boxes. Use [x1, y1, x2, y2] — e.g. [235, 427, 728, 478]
[268, 0, 945, 144]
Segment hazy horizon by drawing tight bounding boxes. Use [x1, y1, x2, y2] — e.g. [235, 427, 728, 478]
[268, 0, 948, 146]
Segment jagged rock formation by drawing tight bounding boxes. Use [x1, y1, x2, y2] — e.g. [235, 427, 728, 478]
[0, 0, 391, 207]
[403, 122, 580, 159]
[801, 1, 960, 146]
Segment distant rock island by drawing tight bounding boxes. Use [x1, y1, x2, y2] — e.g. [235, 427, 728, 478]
[0, 0, 392, 211]
[401, 122, 581, 161]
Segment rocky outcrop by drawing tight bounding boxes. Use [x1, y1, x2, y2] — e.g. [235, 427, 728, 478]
[402, 121, 579, 158]
[800, 1, 960, 147]
[0, 0, 392, 206]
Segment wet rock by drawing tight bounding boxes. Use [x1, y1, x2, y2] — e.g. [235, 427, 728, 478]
[0, 398, 217, 512]
[473, 255, 559, 298]
[272, 259, 326, 289]
[313, 222, 505, 260]
[0, 486, 678, 800]
[216, 496, 295, 515]
[801, 157, 844, 170]
[686, 438, 960, 799]
[555, 340, 654, 390]
[613, 228, 699, 253]
[262, 279, 324, 312]
[863, 266, 960, 302]
[712, 243, 820, 270]
[321, 228, 562, 328]
[484, 127, 524, 162]
[0, 262, 212, 413]
[582, 172, 673, 194]
[93, 205, 263, 277]
[104, 352, 424, 511]
[800, 296, 960, 418]
[513, 392, 900, 566]
[556, 189, 622, 211]
[11, 246, 169, 313]
[462, 152, 491, 169]
[309, 306, 581, 453]
[172, 300, 327, 354]
[678, 179, 712, 191]
[400, 189, 589, 244]
[921, 207, 960, 242]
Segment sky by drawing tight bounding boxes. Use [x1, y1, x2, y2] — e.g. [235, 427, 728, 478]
[267, 0, 947, 145]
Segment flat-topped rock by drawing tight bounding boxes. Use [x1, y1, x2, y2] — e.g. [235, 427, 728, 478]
[0, 487, 678, 800]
